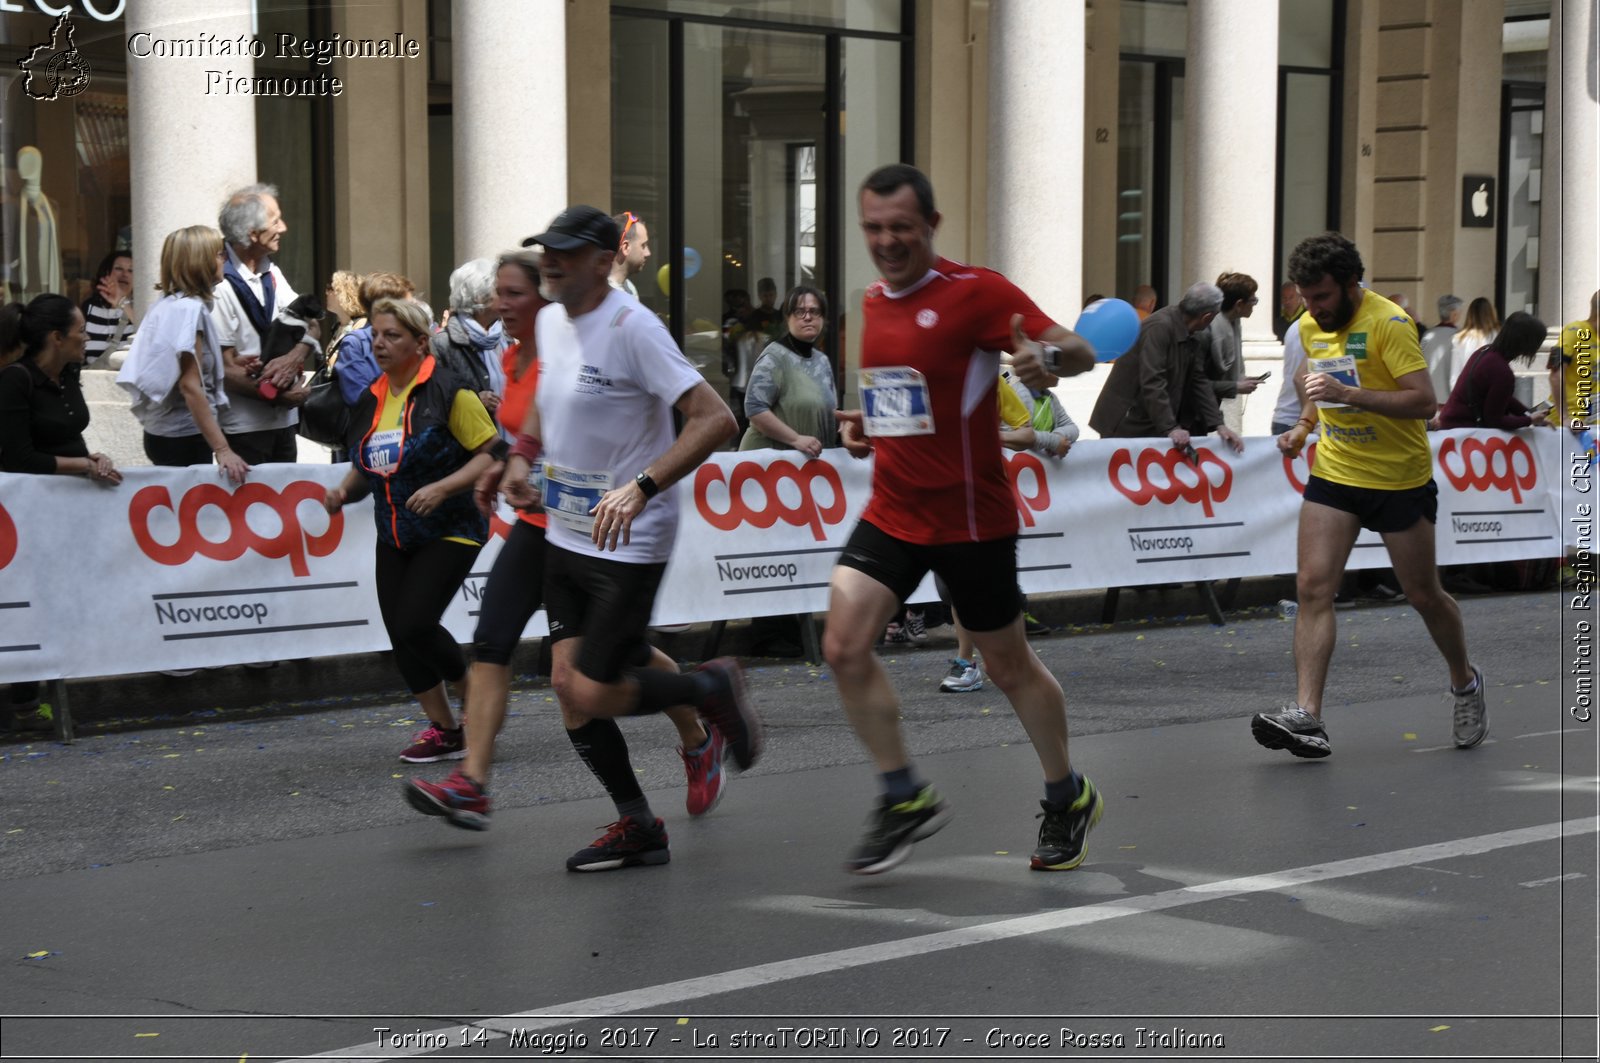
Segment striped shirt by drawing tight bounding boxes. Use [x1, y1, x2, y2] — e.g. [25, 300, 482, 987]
[82, 295, 135, 364]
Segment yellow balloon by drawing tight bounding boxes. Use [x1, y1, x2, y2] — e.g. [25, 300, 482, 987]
[656, 264, 671, 296]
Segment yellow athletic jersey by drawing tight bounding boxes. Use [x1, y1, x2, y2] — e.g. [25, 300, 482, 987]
[1299, 290, 1431, 490]
[373, 379, 499, 451]
[998, 374, 1031, 429]
[1557, 318, 1596, 426]
[373, 379, 497, 545]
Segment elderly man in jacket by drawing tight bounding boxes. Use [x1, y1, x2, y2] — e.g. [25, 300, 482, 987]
[1089, 281, 1244, 454]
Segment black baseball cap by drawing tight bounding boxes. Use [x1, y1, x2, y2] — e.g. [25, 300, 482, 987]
[523, 205, 621, 252]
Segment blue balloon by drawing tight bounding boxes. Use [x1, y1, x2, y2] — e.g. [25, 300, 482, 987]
[683, 247, 702, 279]
[1073, 298, 1141, 362]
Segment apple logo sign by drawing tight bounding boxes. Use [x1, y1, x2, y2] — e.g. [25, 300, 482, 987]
[1461, 175, 1494, 227]
[1471, 183, 1490, 219]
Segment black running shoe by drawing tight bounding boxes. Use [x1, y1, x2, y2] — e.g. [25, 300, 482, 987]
[695, 657, 764, 772]
[1251, 704, 1332, 758]
[566, 816, 670, 872]
[845, 786, 952, 875]
[1031, 776, 1104, 871]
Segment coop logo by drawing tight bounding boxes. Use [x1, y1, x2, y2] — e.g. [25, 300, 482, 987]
[1281, 441, 1320, 495]
[129, 481, 343, 577]
[1108, 446, 1233, 517]
[0, 503, 15, 570]
[18, 14, 93, 102]
[1438, 435, 1537, 502]
[1006, 452, 1051, 528]
[694, 458, 846, 541]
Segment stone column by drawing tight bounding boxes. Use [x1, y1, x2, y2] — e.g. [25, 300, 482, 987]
[125, 0, 257, 317]
[1182, 0, 1279, 345]
[330, 0, 431, 283]
[1081, 0, 1121, 303]
[454, 0, 568, 262]
[987, 0, 1085, 323]
[1538, 0, 1598, 324]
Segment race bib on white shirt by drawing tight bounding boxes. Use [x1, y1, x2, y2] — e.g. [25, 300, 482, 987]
[541, 464, 613, 534]
[859, 366, 935, 436]
[1308, 355, 1358, 410]
[364, 428, 403, 475]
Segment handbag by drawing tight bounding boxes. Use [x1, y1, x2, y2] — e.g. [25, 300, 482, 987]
[296, 352, 349, 446]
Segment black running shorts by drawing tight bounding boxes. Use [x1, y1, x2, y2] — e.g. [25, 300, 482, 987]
[836, 519, 1023, 632]
[472, 521, 546, 666]
[543, 544, 664, 683]
[1303, 474, 1439, 534]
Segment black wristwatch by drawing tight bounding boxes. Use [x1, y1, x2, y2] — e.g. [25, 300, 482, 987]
[1039, 343, 1063, 374]
[634, 471, 660, 499]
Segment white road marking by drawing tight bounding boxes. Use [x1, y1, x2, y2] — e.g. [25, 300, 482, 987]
[1518, 872, 1588, 888]
[1513, 728, 1589, 740]
[1411, 738, 1499, 753]
[1414, 728, 1589, 752]
[278, 816, 1598, 1063]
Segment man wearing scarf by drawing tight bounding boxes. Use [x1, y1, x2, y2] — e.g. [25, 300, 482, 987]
[211, 184, 315, 464]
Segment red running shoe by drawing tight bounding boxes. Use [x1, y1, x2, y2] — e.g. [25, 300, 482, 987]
[694, 657, 764, 772]
[680, 724, 728, 817]
[404, 770, 490, 831]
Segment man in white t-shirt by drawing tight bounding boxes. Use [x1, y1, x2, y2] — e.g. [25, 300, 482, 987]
[502, 205, 763, 872]
[211, 184, 317, 463]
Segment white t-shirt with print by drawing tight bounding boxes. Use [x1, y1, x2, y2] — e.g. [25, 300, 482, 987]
[536, 288, 704, 564]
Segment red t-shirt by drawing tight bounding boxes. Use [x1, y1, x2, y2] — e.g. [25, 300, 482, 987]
[858, 258, 1055, 544]
[498, 340, 547, 529]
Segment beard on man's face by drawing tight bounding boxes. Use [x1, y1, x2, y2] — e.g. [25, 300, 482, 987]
[1315, 286, 1359, 332]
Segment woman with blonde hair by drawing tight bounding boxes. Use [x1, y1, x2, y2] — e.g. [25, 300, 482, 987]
[322, 269, 364, 364]
[1449, 297, 1500, 390]
[115, 225, 249, 484]
[324, 296, 499, 763]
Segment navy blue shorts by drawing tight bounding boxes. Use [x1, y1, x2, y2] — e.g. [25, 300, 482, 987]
[1303, 475, 1438, 534]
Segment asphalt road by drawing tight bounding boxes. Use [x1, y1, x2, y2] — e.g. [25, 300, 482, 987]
[2, 589, 1595, 1061]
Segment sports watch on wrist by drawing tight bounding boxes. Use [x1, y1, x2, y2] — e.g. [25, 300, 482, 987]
[634, 471, 660, 499]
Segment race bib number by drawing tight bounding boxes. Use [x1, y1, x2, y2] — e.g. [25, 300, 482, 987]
[859, 367, 934, 436]
[1308, 355, 1358, 410]
[364, 428, 403, 475]
[541, 464, 613, 534]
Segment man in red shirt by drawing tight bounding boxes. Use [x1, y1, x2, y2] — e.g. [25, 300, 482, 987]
[825, 163, 1102, 875]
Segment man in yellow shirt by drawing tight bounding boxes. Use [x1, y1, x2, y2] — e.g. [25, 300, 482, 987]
[1261, 232, 1486, 758]
[1549, 290, 1597, 429]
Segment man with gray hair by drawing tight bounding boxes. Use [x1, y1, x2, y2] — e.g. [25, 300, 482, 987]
[1422, 294, 1463, 402]
[1088, 281, 1243, 453]
[211, 183, 315, 463]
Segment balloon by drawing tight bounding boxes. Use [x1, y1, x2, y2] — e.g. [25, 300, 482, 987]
[1073, 298, 1141, 362]
[683, 247, 702, 279]
[656, 264, 671, 296]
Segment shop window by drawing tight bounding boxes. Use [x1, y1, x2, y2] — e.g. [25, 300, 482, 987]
[612, 5, 907, 415]
[1, 8, 129, 306]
